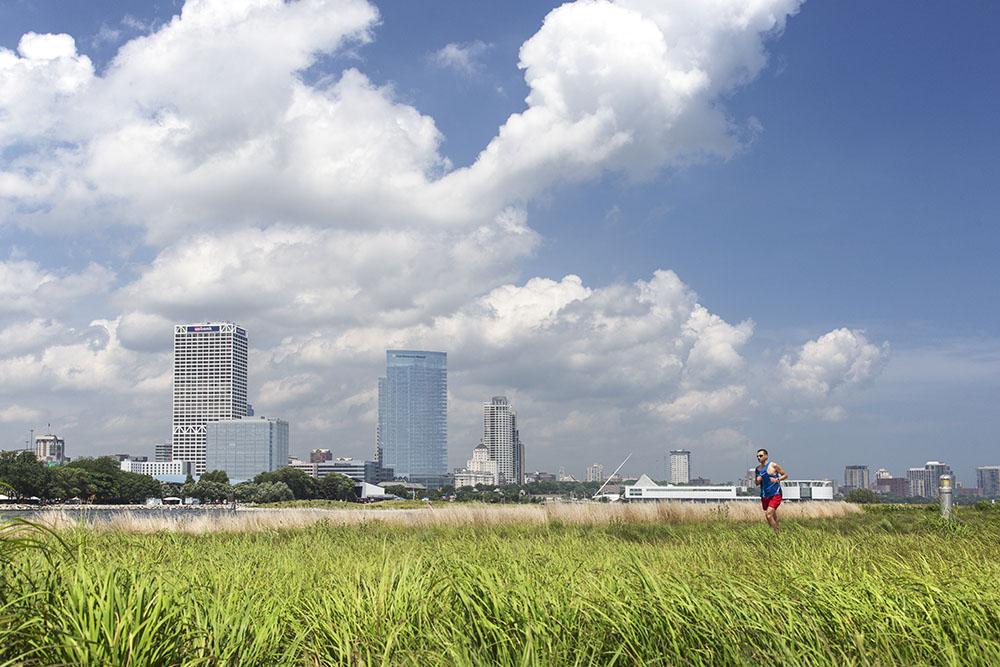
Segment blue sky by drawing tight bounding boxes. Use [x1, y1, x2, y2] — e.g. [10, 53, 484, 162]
[1, 0, 997, 485]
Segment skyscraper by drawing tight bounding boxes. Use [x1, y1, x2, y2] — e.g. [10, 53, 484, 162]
[172, 322, 248, 475]
[669, 449, 691, 484]
[977, 466, 1000, 497]
[377, 350, 447, 484]
[483, 396, 522, 485]
[844, 465, 870, 490]
[906, 461, 952, 498]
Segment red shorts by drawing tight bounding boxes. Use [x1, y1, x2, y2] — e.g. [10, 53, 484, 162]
[761, 494, 782, 510]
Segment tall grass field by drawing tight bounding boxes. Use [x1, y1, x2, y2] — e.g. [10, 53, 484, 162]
[2, 503, 998, 665]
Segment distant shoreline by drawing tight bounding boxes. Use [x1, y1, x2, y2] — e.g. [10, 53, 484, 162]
[1, 503, 247, 511]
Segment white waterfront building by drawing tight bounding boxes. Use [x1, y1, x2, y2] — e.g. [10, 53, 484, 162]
[484, 396, 521, 485]
[624, 475, 834, 502]
[625, 475, 736, 501]
[171, 322, 248, 475]
[120, 459, 192, 477]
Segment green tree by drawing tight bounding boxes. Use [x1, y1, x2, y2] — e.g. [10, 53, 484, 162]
[233, 481, 258, 503]
[181, 473, 197, 501]
[160, 482, 183, 498]
[254, 467, 316, 500]
[845, 488, 879, 504]
[0, 450, 50, 499]
[253, 481, 293, 503]
[46, 466, 94, 501]
[318, 473, 356, 501]
[200, 469, 230, 485]
[190, 479, 230, 503]
[384, 484, 408, 498]
[117, 472, 162, 504]
[65, 457, 122, 502]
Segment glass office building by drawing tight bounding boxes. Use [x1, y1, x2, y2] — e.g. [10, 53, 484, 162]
[205, 417, 288, 482]
[377, 350, 447, 484]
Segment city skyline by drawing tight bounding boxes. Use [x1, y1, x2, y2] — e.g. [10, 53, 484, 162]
[0, 0, 997, 485]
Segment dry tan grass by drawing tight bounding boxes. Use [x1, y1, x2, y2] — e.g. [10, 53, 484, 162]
[29, 501, 860, 534]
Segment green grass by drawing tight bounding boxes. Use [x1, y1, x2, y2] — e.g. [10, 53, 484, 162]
[2, 507, 999, 665]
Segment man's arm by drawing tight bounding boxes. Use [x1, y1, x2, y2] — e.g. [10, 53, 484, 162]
[771, 463, 788, 482]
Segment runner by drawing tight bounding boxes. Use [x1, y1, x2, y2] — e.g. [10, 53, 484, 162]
[755, 449, 787, 533]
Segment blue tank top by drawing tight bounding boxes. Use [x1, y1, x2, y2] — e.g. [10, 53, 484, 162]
[758, 464, 781, 497]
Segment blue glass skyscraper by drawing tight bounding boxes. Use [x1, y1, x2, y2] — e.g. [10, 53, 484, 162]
[377, 350, 447, 484]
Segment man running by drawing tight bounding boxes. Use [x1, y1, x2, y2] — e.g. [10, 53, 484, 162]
[755, 449, 787, 533]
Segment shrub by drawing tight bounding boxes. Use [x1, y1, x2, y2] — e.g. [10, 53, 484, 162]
[845, 488, 879, 504]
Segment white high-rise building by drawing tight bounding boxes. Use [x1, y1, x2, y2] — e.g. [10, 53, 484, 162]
[586, 463, 605, 483]
[171, 322, 248, 475]
[35, 434, 65, 464]
[483, 396, 521, 485]
[669, 449, 691, 484]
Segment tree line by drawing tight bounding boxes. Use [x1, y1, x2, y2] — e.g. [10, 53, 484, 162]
[0, 451, 358, 504]
[0, 451, 161, 504]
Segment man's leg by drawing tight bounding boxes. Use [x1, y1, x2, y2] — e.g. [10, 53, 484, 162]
[765, 506, 780, 533]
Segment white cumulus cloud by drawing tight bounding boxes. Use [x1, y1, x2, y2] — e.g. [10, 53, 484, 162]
[430, 40, 492, 76]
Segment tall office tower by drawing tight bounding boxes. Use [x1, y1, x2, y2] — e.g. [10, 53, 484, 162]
[205, 416, 288, 481]
[669, 449, 691, 484]
[154, 443, 172, 462]
[844, 465, 870, 490]
[34, 434, 65, 464]
[977, 466, 1000, 497]
[377, 350, 447, 484]
[483, 396, 522, 485]
[171, 322, 248, 475]
[586, 463, 605, 483]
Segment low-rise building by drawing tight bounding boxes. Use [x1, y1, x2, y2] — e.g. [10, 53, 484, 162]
[625, 475, 737, 501]
[288, 457, 382, 485]
[625, 475, 834, 501]
[454, 442, 499, 488]
[119, 459, 192, 478]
